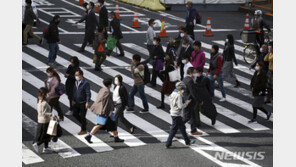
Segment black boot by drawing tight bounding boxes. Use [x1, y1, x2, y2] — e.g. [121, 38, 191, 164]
[157, 103, 165, 109]
[114, 136, 124, 143]
[85, 134, 93, 144]
[234, 80, 240, 88]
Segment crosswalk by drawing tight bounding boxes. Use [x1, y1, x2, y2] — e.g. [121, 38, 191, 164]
[22, 40, 272, 166]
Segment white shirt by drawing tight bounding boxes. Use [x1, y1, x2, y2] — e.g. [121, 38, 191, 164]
[183, 62, 193, 78]
[76, 80, 82, 89]
[113, 86, 121, 104]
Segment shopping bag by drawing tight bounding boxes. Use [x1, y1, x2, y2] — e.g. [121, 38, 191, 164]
[93, 54, 97, 64]
[107, 37, 117, 51]
[169, 68, 181, 82]
[47, 119, 58, 136]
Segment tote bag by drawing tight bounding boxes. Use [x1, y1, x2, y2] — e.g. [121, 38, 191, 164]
[169, 67, 181, 82]
[47, 119, 58, 136]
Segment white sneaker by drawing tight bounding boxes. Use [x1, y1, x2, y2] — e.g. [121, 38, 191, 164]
[66, 110, 73, 115]
[32, 143, 39, 153]
[43, 147, 54, 153]
[219, 97, 226, 102]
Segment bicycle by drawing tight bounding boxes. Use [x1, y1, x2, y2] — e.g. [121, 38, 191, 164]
[241, 30, 273, 64]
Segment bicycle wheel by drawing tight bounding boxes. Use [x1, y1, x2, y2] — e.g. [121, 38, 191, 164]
[243, 44, 258, 64]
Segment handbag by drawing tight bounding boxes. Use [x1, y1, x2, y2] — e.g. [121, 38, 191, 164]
[154, 59, 164, 71]
[107, 37, 117, 51]
[169, 67, 181, 82]
[47, 119, 58, 136]
[55, 84, 65, 96]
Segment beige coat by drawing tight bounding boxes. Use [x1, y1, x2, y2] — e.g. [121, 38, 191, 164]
[37, 100, 52, 123]
[90, 87, 114, 117]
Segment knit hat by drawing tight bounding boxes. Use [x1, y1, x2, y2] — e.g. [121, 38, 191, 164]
[175, 81, 186, 90]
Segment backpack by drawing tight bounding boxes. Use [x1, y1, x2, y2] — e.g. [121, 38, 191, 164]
[55, 84, 65, 96]
[138, 63, 151, 85]
[195, 11, 201, 24]
[43, 26, 49, 40]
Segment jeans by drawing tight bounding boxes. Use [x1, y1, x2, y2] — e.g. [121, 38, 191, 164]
[128, 84, 149, 110]
[73, 102, 87, 131]
[209, 73, 226, 98]
[114, 104, 133, 129]
[166, 116, 190, 147]
[48, 42, 59, 63]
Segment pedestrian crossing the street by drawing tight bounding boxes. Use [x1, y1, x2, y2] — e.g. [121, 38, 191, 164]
[22, 40, 272, 166]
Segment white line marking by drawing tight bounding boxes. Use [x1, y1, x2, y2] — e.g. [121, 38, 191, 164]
[22, 113, 81, 158]
[22, 143, 44, 165]
[22, 52, 146, 147]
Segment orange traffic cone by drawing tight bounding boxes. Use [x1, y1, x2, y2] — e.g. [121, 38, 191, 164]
[204, 17, 213, 37]
[132, 9, 140, 28]
[159, 18, 167, 37]
[243, 14, 250, 30]
[78, 0, 84, 6]
[95, 4, 100, 13]
[98, 44, 104, 52]
[115, 3, 120, 19]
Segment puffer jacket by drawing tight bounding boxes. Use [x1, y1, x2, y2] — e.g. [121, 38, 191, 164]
[168, 90, 189, 117]
[91, 87, 114, 117]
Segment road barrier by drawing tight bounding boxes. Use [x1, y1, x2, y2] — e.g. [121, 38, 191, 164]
[119, 0, 165, 11]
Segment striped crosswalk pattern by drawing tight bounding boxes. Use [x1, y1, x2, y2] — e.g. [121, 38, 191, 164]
[22, 39, 271, 166]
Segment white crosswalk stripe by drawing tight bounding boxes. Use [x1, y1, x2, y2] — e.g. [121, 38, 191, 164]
[22, 113, 81, 159]
[22, 40, 270, 166]
[122, 43, 272, 121]
[22, 143, 44, 165]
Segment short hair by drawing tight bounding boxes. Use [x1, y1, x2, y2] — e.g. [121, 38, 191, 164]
[187, 67, 195, 75]
[178, 25, 185, 30]
[195, 67, 203, 73]
[115, 75, 123, 84]
[193, 41, 201, 48]
[181, 27, 187, 33]
[83, 2, 88, 8]
[183, 53, 191, 60]
[175, 81, 186, 90]
[53, 15, 60, 21]
[148, 19, 155, 26]
[154, 37, 161, 43]
[89, 2, 95, 7]
[226, 34, 234, 45]
[103, 78, 113, 87]
[99, 0, 104, 4]
[76, 69, 84, 76]
[212, 45, 219, 53]
[26, 0, 32, 5]
[70, 56, 80, 67]
[132, 54, 141, 62]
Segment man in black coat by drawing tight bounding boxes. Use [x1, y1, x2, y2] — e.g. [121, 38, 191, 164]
[98, 0, 108, 39]
[176, 38, 193, 81]
[182, 67, 203, 135]
[194, 67, 217, 126]
[107, 12, 124, 57]
[76, 2, 98, 52]
[46, 15, 61, 65]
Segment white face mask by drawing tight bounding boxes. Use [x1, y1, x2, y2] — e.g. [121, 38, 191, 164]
[87, 5, 90, 10]
[38, 96, 43, 101]
[260, 48, 263, 53]
[226, 39, 229, 43]
[114, 79, 119, 85]
[255, 66, 260, 71]
[182, 60, 187, 64]
[47, 73, 51, 77]
[181, 90, 185, 94]
[180, 33, 184, 38]
[153, 41, 156, 45]
[268, 46, 272, 52]
[75, 76, 80, 81]
[153, 24, 156, 28]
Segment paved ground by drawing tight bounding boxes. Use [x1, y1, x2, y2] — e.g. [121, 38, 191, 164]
[22, 0, 273, 166]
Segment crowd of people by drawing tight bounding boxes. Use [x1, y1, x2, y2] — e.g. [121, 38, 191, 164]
[23, 0, 273, 152]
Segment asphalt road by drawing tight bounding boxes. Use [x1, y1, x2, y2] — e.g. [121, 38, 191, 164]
[22, 0, 273, 166]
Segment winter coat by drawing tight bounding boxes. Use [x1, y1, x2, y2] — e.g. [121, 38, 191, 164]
[91, 87, 114, 117]
[44, 76, 59, 100]
[250, 71, 267, 96]
[169, 90, 189, 116]
[37, 100, 52, 123]
[191, 49, 206, 70]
